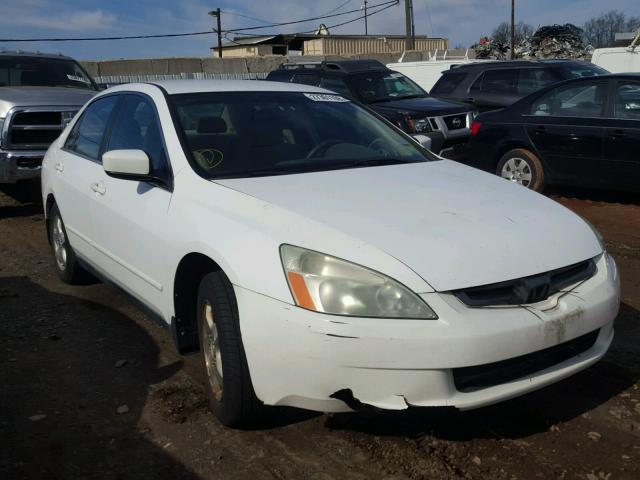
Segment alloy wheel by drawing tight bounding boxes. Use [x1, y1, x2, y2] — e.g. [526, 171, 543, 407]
[501, 157, 533, 188]
[202, 301, 223, 401]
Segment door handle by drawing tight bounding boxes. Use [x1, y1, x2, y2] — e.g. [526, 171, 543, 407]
[608, 129, 626, 139]
[90, 182, 106, 195]
[466, 97, 476, 103]
[534, 126, 546, 134]
[54, 162, 64, 172]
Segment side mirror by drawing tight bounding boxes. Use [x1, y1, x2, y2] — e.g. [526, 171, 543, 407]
[102, 149, 150, 180]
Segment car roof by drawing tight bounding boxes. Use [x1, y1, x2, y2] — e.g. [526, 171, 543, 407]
[448, 59, 592, 72]
[112, 80, 334, 95]
[277, 59, 388, 75]
[0, 50, 76, 61]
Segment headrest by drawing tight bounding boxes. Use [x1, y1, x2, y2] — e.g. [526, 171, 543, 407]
[198, 116, 227, 134]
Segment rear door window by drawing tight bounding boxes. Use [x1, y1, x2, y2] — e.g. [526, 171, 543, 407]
[530, 81, 607, 118]
[431, 72, 467, 95]
[64, 95, 119, 161]
[614, 82, 640, 120]
[477, 69, 518, 95]
[320, 76, 352, 98]
[517, 68, 561, 95]
[291, 73, 319, 86]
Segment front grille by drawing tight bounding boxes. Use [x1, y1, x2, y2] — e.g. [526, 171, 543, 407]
[10, 129, 61, 145]
[12, 111, 62, 126]
[453, 330, 599, 392]
[6, 109, 72, 149]
[454, 259, 596, 307]
[443, 113, 467, 130]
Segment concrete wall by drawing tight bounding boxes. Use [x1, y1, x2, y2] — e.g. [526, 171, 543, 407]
[81, 50, 474, 78]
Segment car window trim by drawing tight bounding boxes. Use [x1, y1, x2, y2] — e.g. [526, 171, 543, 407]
[61, 93, 121, 164]
[102, 91, 175, 192]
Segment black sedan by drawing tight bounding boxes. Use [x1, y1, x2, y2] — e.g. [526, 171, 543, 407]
[466, 74, 640, 192]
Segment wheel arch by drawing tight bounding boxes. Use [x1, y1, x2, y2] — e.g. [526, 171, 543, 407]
[44, 193, 56, 245]
[172, 252, 229, 354]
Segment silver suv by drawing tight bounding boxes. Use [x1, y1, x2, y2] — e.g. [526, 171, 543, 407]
[0, 51, 97, 183]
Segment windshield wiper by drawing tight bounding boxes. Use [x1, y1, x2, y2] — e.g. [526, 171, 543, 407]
[349, 158, 417, 167]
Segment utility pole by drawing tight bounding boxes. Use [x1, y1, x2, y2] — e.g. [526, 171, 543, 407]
[405, 0, 415, 50]
[363, 1, 368, 36]
[510, 0, 515, 59]
[208, 8, 223, 58]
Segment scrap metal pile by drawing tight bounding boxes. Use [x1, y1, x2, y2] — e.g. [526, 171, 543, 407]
[474, 24, 592, 60]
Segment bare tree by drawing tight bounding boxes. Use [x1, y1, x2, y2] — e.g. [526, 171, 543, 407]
[583, 10, 640, 48]
[491, 21, 534, 45]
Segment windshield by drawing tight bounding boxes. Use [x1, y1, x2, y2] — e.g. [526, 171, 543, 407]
[170, 91, 432, 179]
[561, 64, 609, 78]
[0, 56, 97, 90]
[347, 71, 427, 103]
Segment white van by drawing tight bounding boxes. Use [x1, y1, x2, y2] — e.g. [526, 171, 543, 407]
[591, 47, 640, 73]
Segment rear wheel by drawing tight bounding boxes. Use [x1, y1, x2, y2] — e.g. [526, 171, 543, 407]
[48, 204, 88, 284]
[496, 148, 545, 192]
[197, 271, 262, 427]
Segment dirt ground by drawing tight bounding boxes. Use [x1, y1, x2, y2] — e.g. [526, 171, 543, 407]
[1, 182, 639, 480]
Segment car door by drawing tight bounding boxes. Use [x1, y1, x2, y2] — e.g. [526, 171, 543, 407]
[468, 69, 520, 111]
[522, 80, 608, 186]
[602, 79, 640, 189]
[54, 95, 119, 262]
[90, 93, 173, 313]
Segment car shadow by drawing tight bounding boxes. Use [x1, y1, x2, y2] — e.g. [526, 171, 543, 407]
[0, 182, 42, 219]
[324, 302, 640, 441]
[0, 276, 201, 479]
[547, 186, 640, 205]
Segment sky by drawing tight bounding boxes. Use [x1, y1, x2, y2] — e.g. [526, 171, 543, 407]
[0, 0, 637, 60]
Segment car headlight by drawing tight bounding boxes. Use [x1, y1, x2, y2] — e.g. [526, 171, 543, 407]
[280, 245, 437, 319]
[406, 116, 432, 134]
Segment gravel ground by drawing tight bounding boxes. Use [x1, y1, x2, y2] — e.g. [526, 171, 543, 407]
[0, 182, 638, 480]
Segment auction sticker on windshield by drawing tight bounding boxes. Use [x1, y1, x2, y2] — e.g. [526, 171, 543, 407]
[304, 93, 349, 102]
[67, 75, 90, 84]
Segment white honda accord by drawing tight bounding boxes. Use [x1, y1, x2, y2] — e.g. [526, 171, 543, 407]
[41, 80, 620, 426]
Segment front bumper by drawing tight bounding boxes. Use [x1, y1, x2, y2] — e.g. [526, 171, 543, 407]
[0, 149, 44, 183]
[237, 253, 619, 413]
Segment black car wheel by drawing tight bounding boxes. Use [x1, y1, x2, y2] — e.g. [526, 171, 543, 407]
[496, 148, 545, 192]
[197, 271, 263, 427]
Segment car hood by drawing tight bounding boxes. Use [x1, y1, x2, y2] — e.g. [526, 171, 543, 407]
[369, 96, 470, 117]
[0, 87, 96, 117]
[216, 160, 601, 292]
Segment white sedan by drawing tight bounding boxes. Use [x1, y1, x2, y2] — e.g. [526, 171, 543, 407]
[41, 80, 620, 426]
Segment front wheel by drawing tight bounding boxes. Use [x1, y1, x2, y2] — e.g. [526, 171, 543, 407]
[197, 271, 262, 426]
[496, 148, 545, 192]
[48, 204, 88, 284]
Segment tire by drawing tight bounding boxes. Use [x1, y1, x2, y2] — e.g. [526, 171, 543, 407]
[197, 271, 262, 427]
[48, 204, 88, 284]
[496, 148, 545, 192]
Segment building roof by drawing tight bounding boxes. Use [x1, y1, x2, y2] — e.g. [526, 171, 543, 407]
[214, 33, 447, 50]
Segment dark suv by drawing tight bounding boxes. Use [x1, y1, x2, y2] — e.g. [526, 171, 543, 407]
[267, 60, 474, 154]
[431, 60, 608, 112]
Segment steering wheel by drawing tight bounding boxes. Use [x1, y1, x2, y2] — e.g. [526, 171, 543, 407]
[306, 139, 342, 159]
[367, 138, 392, 157]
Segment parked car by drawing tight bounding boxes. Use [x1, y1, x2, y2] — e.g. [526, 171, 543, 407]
[387, 56, 490, 92]
[0, 51, 98, 184]
[431, 60, 609, 112]
[267, 60, 474, 155]
[467, 73, 640, 192]
[591, 47, 640, 73]
[42, 80, 619, 426]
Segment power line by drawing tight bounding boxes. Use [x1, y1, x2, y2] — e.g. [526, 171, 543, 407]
[0, 0, 399, 44]
[224, 0, 398, 33]
[323, 0, 356, 16]
[0, 31, 214, 43]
